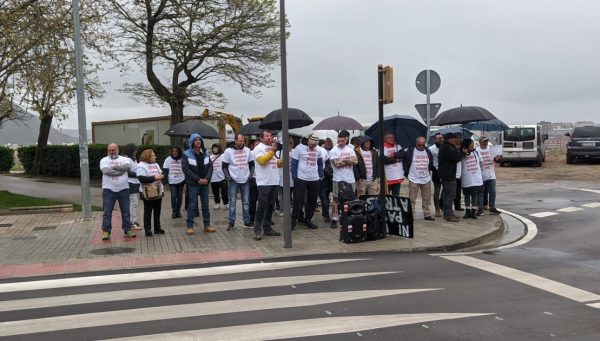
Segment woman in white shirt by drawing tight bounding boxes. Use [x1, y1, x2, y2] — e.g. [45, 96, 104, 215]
[136, 149, 165, 236]
[460, 139, 484, 219]
[162, 147, 185, 219]
[210, 144, 229, 210]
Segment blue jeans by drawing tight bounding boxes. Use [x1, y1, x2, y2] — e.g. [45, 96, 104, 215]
[169, 182, 185, 215]
[228, 180, 250, 225]
[479, 179, 497, 210]
[186, 184, 211, 228]
[102, 188, 131, 232]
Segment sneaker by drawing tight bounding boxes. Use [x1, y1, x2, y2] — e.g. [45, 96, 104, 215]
[444, 216, 460, 222]
[204, 226, 216, 233]
[186, 227, 194, 235]
[264, 229, 281, 236]
[476, 209, 484, 216]
[330, 219, 338, 229]
[214, 203, 221, 210]
[254, 233, 262, 241]
[227, 223, 234, 231]
[424, 216, 435, 221]
[131, 222, 143, 230]
[244, 223, 254, 229]
[223, 204, 229, 209]
[124, 230, 136, 238]
[102, 230, 111, 240]
[154, 228, 165, 234]
[489, 208, 501, 214]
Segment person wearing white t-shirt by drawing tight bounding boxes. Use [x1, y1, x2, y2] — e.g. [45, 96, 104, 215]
[428, 132, 443, 217]
[328, 130, 358, 228]
[403, 137, 435, 220]
[222, 134, 253, 229]
[123, 143, 142, 230]
[163, 147, 185, 219]
[99, 143, 135, 240]
[252, 130, 282, 240]
[383, 133, 406, 196]
[136, 148, 165, 236]
[354, 135, 380, 196]
[209, 144, 229, 210]
[460, 138, 484, 219]
[476, 137, 501, 215]
[291, 134, 323, 229]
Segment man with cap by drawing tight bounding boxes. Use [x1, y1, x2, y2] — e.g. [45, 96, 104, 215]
[476, 136, 501, 215]
[354, 135, 380, 196]
[291, 133, 324, 229]
[182, 133, 215, 235]
[438, 132, 468, 222]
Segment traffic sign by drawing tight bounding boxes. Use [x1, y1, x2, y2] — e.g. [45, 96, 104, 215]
[415, 103, 441, 122]
[416, 70, 440, 95]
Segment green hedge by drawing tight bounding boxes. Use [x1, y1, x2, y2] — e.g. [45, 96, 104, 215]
[0, 146, 14, 172]
[17, 144, 172, 178]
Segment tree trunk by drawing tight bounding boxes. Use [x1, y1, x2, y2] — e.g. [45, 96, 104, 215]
[169, 99, 185, 147]
[31, 114, 53, 175]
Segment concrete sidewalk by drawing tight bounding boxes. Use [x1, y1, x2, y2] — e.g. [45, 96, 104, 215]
[0, 175, 504, 278]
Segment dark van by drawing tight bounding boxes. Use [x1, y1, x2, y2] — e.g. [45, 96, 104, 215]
[566, 126, 600, 164]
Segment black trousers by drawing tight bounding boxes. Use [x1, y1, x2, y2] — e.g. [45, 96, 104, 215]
[211, 180, 229, 205]
[254, 185, 278, 234]
[293, 179, 319, 221]
[142, 197, 162, 231]
[442, 179, 457, 218]
[454, 178, 462, 208]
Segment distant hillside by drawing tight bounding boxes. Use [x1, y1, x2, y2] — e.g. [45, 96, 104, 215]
[0, 110, 78, 146]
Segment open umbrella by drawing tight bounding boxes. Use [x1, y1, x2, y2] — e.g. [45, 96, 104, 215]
[239, 121, 266, 136]
[432, 106, 497, 126]
[461, 118, 508, 132]
[164, 119, 220, 139]
[427, 127, 474, 146]
[365, 114, 427, 148]
[313, 115, 363, 131]
[259, 108, 313, 130]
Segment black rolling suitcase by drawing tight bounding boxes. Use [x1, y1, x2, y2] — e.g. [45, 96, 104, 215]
[339, 200, 368, 243]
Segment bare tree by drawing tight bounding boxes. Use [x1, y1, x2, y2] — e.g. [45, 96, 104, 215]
[108, 0, 281, 144]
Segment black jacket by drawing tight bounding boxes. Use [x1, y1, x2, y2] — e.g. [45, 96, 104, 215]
[402, 146, 435, 178]
[354, 147, 381, 181]
[438, 142, 465, 181]
[182, 148, 213, 187]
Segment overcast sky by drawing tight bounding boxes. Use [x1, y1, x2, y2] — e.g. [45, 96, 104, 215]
[58, 0, 600, 130]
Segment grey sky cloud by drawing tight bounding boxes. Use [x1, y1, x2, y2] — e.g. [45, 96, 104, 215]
[59, 0, 600, 130]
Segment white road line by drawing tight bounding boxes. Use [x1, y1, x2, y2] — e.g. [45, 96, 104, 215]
[441, 255, 600, 303]
[586, 302, 600, 309]
[0, 259, 365, 294]
[0, 272, 395, 312]
[0, 289, 442, 337]
[103, 313, 493, 341]
[564, 187, 600, 194]
[581, 202, 600, 208]
[529, 212, 558, 218]
[556, 207, 583, 213]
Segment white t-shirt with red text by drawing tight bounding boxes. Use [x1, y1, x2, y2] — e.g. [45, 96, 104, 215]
[253, 142, 279, 186]
[476, 146, 496, 181]
[100, 155, 131, 192]
[408, 149, 431, 184]
[360, 149, 374, 181]
[292, 144, 320, 181]
[329, 144, 356, 184]
[162, 156, 185, 185]
[210, 154, 225, 182]
[461, 151, 484, 188]
[222, 147, 252, 183]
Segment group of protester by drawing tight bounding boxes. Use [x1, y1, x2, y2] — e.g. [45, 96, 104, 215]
[99, 128, 500, 241]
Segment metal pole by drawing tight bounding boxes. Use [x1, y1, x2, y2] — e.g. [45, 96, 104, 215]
[377, 65, 386, 232]
[426, 70, 431, 140]
[72, 0, 92, 220]
[280, 0, 291, 248]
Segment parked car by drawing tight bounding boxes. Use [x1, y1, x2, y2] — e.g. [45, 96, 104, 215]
[566, 126, 600, 164]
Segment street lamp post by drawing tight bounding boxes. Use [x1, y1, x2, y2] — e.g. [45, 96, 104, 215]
[279, 0, 292, 248]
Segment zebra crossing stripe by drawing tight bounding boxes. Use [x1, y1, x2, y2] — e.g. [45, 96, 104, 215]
[0, 289, 442, 337]
[0, 259, 366, 294]
[581, 202, 600, 208]
[529, 212, 558, 218]
[103, 313, 493, 341]
[556, 207, 583, 213]
[0, 272, 395, 312]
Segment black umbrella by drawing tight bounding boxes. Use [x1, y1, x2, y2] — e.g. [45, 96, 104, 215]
[313, 115, 363, 131]
[239, 121, 280, 136]
[365, 114, 427, 148]
[259, 108, 313, 130]
[164, 119, 220, 139]
[431, 106, 497, 126]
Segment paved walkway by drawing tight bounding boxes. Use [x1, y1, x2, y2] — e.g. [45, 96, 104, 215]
[0, 175, 504, 278]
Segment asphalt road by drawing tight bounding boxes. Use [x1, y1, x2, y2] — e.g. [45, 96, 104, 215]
[0, 179, 599, 340]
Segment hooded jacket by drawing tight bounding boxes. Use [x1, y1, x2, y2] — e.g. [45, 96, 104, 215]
[438, 141, 465, 181]
[182, 133, 213, 186]
[353, 136, 380, 181]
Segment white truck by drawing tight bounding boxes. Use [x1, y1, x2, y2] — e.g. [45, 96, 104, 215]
[499, 124, 548, 167]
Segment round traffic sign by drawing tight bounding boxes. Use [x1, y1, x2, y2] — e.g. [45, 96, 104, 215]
[416, 70, 441, 94]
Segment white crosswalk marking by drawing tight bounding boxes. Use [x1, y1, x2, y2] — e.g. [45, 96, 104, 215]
[0, 289, 443, 337]
[0, 258, 365, 293]
[0, 272, 394, 312]
[581, 202, 600, 208]
[104, 313, 494, 341]
[556, 207, 583, 213]
[529, 212, 558, 218]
